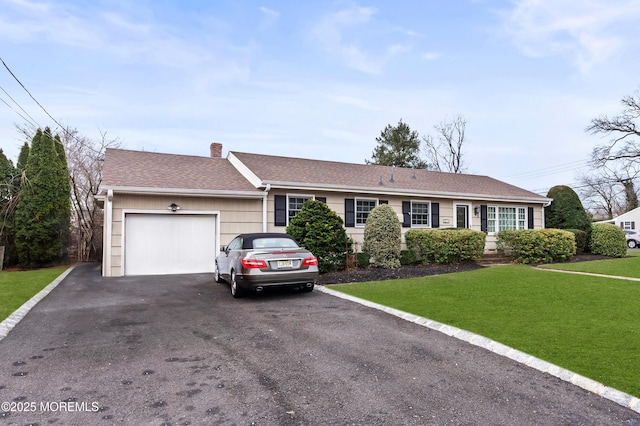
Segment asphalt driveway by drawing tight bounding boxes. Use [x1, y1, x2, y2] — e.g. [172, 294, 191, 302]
[0, 263, 639, 425]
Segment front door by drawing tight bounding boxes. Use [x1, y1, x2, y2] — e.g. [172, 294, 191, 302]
[456, 205, 469, 229]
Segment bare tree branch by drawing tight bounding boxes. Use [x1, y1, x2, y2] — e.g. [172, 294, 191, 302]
[423, 114, 467, 173]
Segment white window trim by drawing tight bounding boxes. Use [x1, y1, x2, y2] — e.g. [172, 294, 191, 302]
[355, 197, 378, 227]
[286, 194, 315, 225]
[487, 205, 528, 234]
[410, 200, 431, 228]
[454, 202, 472, 229]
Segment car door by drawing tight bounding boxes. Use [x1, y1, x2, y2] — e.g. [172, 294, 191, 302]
[218, 237, 242, 280]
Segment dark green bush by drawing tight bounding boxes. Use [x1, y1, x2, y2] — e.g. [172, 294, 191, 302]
[497, 229, 576, 264]
[405, 229, 486, 264]
[286, 199, 352, 273]
[590, 223, 627, 258]
[400, 249, 418, 265]
[363, 204, 402, 269]
[566, 228, 589, 254]
[545, 186, 591, 234]
[356, 252, 371, 268]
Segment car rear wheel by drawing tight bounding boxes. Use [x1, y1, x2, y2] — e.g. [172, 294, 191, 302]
[230, 271, 246, 298]
[628, 240, 637, 249]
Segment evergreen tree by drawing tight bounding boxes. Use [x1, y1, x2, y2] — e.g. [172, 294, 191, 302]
[15, 129, 71, 267]
[0, 149, 18, 267]
[545, 185, 591, 233]
[366, 120, 428, 168]
[53, 133, 71, 259]
[16, 142, 30, 171]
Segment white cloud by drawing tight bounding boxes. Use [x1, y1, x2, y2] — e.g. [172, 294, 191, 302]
[259, 6, 280, 29]
[500, 0, 640, 73]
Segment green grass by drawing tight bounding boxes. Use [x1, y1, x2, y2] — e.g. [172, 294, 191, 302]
[329, 265, 640, 397]
[539, 250, 640, 278]
[0, 267, 67, 322]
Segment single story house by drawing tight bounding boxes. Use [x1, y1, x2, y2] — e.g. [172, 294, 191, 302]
[97, 143, 552, 277]
[595, 206, 640, 230]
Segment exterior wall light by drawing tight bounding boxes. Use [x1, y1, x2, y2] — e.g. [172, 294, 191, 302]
[168, 203, 181, 212]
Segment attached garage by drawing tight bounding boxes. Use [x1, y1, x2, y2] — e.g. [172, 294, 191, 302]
[123, 212, 218, 276]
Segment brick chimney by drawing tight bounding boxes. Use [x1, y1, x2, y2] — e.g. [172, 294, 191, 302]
[210, 142, 223, 158]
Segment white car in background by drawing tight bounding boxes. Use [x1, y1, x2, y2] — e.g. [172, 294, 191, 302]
[625, 230, 640, 249]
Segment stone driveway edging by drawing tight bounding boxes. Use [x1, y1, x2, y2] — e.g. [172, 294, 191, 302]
[315, 285, 640, 414]
[0, 264, 76, 342]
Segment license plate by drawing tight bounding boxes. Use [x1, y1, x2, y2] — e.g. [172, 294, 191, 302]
[277, 260, 293, 269]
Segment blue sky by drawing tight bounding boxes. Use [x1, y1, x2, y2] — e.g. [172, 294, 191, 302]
[1, 0, 640, 195]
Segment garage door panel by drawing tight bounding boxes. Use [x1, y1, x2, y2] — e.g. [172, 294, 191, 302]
[125, 214, 216, 276]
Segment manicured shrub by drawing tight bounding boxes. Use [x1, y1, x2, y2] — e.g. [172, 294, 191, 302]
[286, 199, 352, 273]
[566, 228, 589, 254]
[405, 229, 486, 265]
[545, 186, 591, 234]
[590, 223, 627, 258]
[497, 229, 576, 264]
[400, 249, 418, 265]
[356, 252, 371, 268]
[363, 204, 401, 269]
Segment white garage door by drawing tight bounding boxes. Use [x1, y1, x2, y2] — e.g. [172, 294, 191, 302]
[124, 213, 217, 276]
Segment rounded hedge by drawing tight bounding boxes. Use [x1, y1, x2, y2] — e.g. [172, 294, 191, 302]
[590, 223, 627, 258]
[286, 199, 352, 273]
[497, 229, 576, 264]
[363, 204, 402, 269]
[545, 186, 591, 234]
[405, 228, 486, 264]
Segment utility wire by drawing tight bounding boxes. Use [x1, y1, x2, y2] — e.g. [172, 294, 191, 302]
[0, 55, 66, 131]
[0, 84, 42, 128]
[0, 93, 39, 129]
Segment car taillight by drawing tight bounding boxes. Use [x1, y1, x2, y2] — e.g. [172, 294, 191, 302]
[241, 259, 268, 269]
[303, 257, 318, 266]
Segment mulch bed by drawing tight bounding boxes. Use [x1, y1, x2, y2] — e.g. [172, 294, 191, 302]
[317, 253, 614, 285]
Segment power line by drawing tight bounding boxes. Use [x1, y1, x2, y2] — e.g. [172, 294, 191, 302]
[0, 84, 42, 128]
[0, 55, 66, 131]
[0, 93, 39, 129]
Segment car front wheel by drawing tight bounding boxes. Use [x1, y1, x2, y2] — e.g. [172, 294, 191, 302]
[215, 263, 225, 283]
[230, 271, 246, 298]
[628, 240, 637, 249]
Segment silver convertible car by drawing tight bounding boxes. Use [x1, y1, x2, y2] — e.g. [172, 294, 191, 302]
[215, 233, 319, 297]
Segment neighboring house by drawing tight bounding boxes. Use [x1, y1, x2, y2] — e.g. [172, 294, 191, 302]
[595, 206, 640, 230]
[97, 143, 552, 277]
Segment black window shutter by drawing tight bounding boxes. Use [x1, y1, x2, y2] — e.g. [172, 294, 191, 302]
[402, 201, 411, 228]
[528, 207, 534, 229]
[274, 195, 286, 227]
[379, 200, 388, 205]
[633, 221, 636, 230]
[480, 205, 488, 232]
[345, 199, 355, 227]
[431, 202, 440, 228]
[316, 197, 327, 203]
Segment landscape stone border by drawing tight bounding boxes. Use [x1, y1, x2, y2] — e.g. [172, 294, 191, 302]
[0, 265, 76, 341]
[316, 285, 640, 414]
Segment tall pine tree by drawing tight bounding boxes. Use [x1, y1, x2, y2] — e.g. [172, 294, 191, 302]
[15, 128, 71, 267]
[0, 149, 18, 267]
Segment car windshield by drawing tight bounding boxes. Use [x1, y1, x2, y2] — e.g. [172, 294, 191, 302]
[252, 237, 299, 249]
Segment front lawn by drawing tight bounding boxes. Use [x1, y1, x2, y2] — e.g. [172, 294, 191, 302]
[539, 250, 640, 278]
[0, 267, 67, 322]
[329, 264, 640, 398]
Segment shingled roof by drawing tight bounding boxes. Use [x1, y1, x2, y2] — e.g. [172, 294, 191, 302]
[101, 147, 549, 203]
[229, 151, 550, 202]
[101, 148, 260, 194]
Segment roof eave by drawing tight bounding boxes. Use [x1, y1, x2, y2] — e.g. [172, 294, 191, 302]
[99, 186, 264, 199]
[261, 181, 552, 204]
